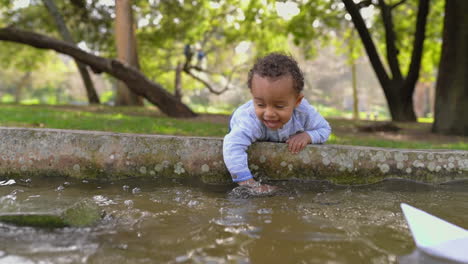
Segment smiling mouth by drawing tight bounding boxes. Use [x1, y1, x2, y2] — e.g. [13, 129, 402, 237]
[263, 120, 280, 128]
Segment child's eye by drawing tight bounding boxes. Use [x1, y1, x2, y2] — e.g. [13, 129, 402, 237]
[276, 105, 285, 109]
[256, 104, 265, 107]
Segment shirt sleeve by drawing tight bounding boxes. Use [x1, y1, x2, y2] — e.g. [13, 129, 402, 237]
[223, 112, 262, 182]
[302, 102, 332, 144]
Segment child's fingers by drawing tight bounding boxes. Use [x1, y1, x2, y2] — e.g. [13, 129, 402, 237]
[299, 142, 307, 151]
[297, 142, 305, 152]
[293, 143, 299, 153]
[287, 138, 295, 152]
[293, 141, 306, 154]
[292, 141, 299, 154]
[288, 136, 309, 153]
[293, 140, 301, 153]
[296, 142, 302, 152]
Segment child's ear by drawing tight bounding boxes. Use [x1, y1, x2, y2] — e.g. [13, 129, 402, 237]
[295, 93, 304, 108]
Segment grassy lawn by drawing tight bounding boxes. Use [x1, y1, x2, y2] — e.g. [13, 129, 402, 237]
[0, 104, 466, 150]
[0, 104, 227, 137]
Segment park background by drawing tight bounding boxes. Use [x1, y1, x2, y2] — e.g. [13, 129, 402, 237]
[0, 0, 466, 149]
[1, 2, 468, 263]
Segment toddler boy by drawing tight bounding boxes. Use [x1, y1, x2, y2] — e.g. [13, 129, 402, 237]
[223, 53, 331, 193]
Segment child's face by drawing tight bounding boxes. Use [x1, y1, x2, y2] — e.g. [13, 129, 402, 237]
[251, 74, 303, 130]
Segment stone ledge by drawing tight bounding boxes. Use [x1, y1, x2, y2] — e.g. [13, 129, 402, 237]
[0, 127, 467, 185]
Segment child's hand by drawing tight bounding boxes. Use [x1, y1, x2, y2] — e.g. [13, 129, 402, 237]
[286, 132, 311, 154]
[238, 179, 278, 194]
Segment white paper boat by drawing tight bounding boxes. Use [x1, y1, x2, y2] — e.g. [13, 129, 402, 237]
[401, 203, 468, 263]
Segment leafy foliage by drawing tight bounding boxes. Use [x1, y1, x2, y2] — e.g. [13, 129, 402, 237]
[0, 0, 446, 113]
[288, 0, 345, 58]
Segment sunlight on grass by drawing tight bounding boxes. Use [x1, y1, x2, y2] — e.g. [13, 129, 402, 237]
[418, 117, 434, 123]
[327, 133, 337, 142]
[316, 105, 391, 121]
[0, 105, 226, 137]
[189, 104, 234, 115]
[0, 104, 466, 150]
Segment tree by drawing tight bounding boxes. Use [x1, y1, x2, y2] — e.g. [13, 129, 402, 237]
[114, 0, 143, 106]
[348, 29, 360, 120]
[14, 71, 31, 103]
[42, 0, 100, 104]
[0, 27, 196, 117]
[432, 0, 468, 136]
[341, 0, 430, 122]
[1, 0, 290, 109]
[135, 0, 292, 96]
[182, 43, 244, 96]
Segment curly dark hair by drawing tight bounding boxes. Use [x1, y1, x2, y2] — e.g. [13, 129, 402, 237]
[247, 52, 304, 93]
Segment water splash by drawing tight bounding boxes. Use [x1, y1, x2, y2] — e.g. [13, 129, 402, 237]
[227, 184, 297, 199]
[0, 179, 16, 186]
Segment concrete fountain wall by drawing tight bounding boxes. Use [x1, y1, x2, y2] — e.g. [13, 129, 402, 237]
[0, 127, 467, 185]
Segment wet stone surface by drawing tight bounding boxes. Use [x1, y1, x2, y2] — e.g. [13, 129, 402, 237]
[0, 127, 467, 185]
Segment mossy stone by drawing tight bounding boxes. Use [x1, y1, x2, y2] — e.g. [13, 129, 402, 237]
[0, 199, 102, 228]
[62, 199, 101, 227]
[0, 213, 67, 228]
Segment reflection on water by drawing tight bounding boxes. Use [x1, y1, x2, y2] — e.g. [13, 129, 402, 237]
[398, 249, 464, 264]
[0, 177, 467, 264]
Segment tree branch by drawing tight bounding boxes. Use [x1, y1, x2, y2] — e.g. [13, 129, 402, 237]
[184, 69, 228, 95]
[404, 0, 430, 94]
[391, 0, 407, 10]
[378, 0, 403, 80]
[181, 41, 244, 95]
[341, 0, 390, 86]
[183, 63, 244, 95]
[42, 0, 100, 104]
[0, 27, 196, 117]
[356, 0, 374, 9]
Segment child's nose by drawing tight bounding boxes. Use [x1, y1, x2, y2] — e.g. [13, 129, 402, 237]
[264, 107, 275, 117]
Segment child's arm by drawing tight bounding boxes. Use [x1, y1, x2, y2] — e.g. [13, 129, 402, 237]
[224, 124, 278, 193]
[304, 111, 331, 144]
[223, 118, 260, 183]
[223, 113, 277, 191]
[287, 101, 331, 153]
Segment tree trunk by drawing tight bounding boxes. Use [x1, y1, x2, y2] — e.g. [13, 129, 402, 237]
[378, 0, 403, 80]
[342, 0, 389, 86]
[0, 27, 196, 117]
[174, 62, 183, 101]
[413, 82, 425, 117]
[114, 0, 144, 106]
[42, 0, 100, 104]
[342, 0, 429, 122]
[349, 29, 359, 120]
[384, 80, 417, 122]
[432, 0, 468, 136]
[15, 71, 31, 103]
[351, 60, 359, 120]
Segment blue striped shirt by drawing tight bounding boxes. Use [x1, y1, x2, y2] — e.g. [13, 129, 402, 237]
[223, 99, 331, 182]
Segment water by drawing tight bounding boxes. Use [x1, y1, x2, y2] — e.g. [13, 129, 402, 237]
[0, 177, 467, 264]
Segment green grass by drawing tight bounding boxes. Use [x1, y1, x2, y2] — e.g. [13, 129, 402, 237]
[327, 118, 468, 150]
[189, 103, 234, 115]
[0, 104, 466, 150]
[417, 117, 434, 123]
[326, 133, 468, 150]
[0, 104, 227, 137]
